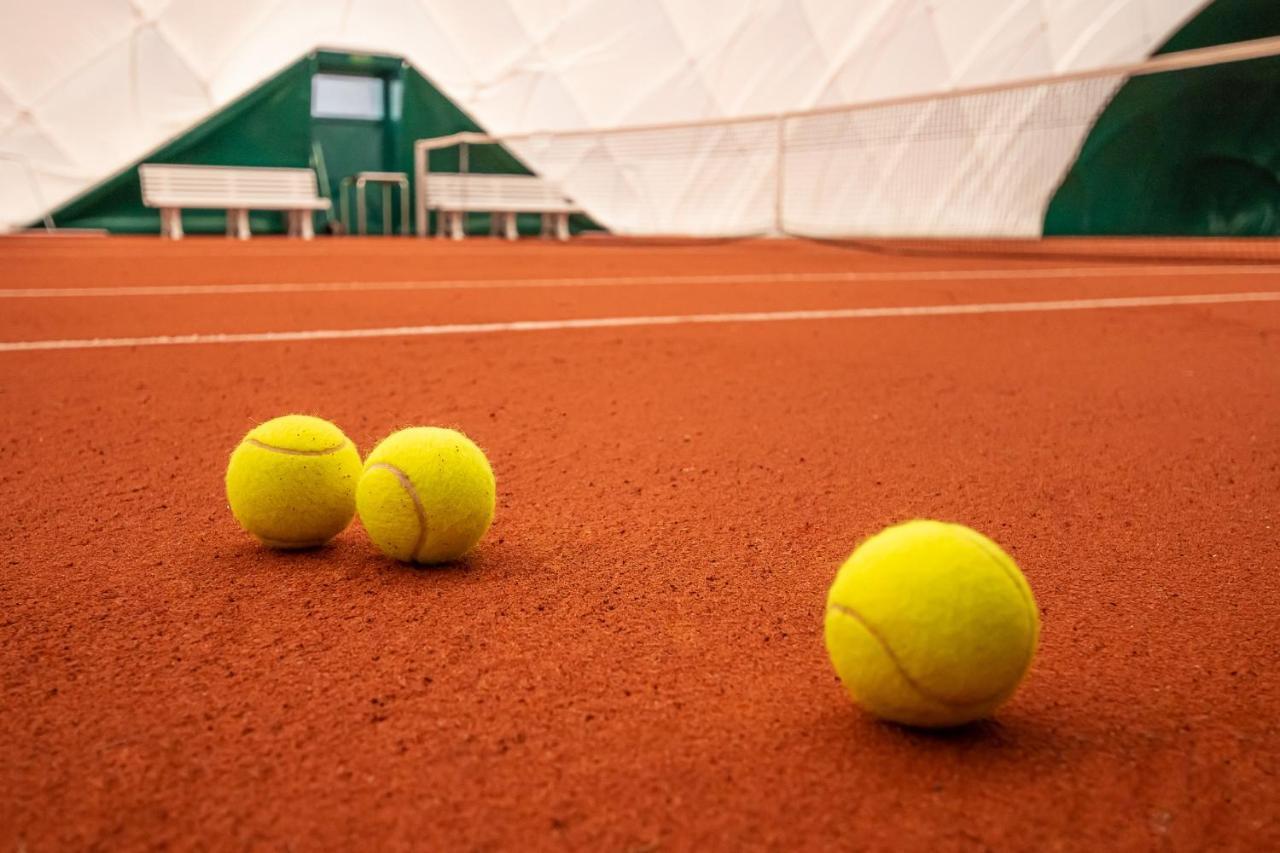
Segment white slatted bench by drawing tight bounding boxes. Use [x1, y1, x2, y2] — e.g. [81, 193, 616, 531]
[423, 173, 580, 241]
[139, 164, 331, 240]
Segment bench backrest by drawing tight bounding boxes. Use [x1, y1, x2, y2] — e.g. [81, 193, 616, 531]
[140, 164, 324, 209]
[424, 173, 579, 212]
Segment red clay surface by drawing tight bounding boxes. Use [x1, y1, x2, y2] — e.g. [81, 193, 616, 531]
[1, 236, 1278, 850]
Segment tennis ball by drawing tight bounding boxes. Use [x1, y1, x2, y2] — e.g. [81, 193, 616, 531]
[225, 414, 362, 549]
[824, 520, 1039, 728]
[356, 427, 496, 564]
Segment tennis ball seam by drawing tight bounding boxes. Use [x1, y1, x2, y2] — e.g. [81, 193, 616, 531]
[365, 461, 429, 561]
[243, 437, 352, 457]
[825, 602, 1007, 710]
[948, 525, 1039, 674]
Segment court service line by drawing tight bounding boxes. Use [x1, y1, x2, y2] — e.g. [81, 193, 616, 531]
[2, 291, 1277, 354]
[2, 264, 1279, 298]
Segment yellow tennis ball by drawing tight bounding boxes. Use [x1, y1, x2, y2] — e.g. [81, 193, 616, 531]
[356, 427, 496, 564]
[824, 520, 1039, 728]
[225, 414, 362, 549]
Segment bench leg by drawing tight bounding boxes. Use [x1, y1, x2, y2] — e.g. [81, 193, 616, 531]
[284, 211, 314, 240]
[449, 211, 464, 241]
[160, 208, 183, 240]
[540, 213, 552, 239]
[227, 208, 250, 240]
[503, 212, 518, 241]
[555, 212, 569, 241]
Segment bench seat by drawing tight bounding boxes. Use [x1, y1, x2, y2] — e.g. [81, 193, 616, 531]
[139, 164, 331, 240]
[423, 173, 581, 240]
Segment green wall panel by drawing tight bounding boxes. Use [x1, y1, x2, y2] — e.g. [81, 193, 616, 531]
[1045, 0, 1280, 236]
[54, 58, 313, 234]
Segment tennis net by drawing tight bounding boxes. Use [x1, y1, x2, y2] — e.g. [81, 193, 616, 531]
[416, 37, 1280, 260]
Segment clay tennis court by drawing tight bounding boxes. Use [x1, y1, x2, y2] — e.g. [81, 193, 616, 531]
[1, 236, 1277, 849]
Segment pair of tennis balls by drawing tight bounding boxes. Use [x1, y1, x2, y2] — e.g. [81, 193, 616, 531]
[225, 414, 495, 564]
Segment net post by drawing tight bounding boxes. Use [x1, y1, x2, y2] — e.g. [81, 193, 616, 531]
[773, 115, 786, 236]
[413, 141, 428, 237]
[460, 142, 469, 238]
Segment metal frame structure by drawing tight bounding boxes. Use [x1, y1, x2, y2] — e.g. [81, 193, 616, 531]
[340, 171, 410, 235]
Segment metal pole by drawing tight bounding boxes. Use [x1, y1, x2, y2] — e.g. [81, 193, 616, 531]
[460, 143, 469, 237]
[414, 143, 428, 237]
[356, 176, 367, 235]
[339, 177, 351, 233]
[382, 183, 391, 235]
[773, 115, 786, 236]
[398, 176, 409, 235]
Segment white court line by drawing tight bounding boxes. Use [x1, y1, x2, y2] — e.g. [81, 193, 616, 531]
[2, 291, 1277, 354]
[2, 264, 1279, 299]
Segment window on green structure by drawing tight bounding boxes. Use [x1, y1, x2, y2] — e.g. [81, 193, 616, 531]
[389, 78, 404, 122]
[311, 74, 385, 121]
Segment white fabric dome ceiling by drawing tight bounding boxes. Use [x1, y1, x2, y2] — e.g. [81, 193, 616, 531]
[0, 0, 1207, 230]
